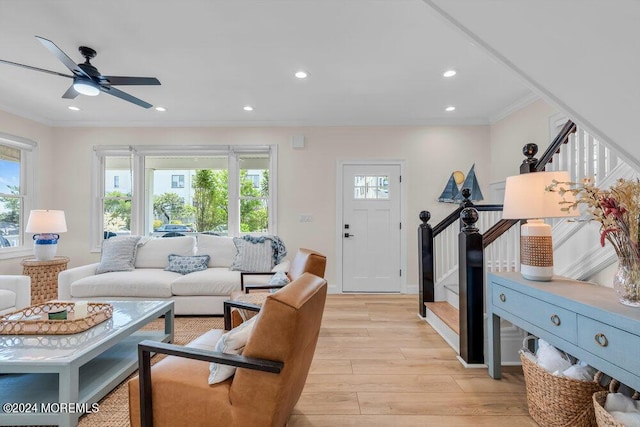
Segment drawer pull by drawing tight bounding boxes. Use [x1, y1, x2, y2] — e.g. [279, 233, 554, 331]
[595, 333, 608, 347]
[550, 314, 561, 326]
[499, 294, 506, 302]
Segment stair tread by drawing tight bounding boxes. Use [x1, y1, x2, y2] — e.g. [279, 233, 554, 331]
[425, 301, 459, 335]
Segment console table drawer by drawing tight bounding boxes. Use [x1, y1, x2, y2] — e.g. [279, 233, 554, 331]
[493, 284, 577, 344]
[577, 315, 640, 375]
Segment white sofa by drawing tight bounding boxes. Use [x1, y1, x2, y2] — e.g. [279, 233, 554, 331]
[0, 275, 31, 315]
[58, 235, 288, 315]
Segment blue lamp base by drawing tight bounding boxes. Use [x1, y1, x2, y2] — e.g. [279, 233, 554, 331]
[33, 233, 60, 261]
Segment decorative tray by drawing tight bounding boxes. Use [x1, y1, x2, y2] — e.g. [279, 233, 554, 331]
[0, 302, 113, 335]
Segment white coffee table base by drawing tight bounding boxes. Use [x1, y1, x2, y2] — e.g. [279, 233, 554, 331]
[0, 300, 174, 427]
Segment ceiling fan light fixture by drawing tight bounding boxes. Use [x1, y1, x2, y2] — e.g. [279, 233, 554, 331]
[73, 79, 100, 96]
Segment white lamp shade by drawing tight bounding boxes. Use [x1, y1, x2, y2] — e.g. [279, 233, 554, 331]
[25, 210, 67, 234]
[502, 171, 577, 220]
[502, 171, 576, 282]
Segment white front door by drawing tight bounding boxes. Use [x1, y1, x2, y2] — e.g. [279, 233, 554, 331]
[342, 164, 401, 292]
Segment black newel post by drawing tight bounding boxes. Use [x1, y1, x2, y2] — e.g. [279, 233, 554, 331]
[418, 210, 434, 317]
[459, 187, 474, 208]
[520, 143, 538, 174]
[458, 207, 484, 364]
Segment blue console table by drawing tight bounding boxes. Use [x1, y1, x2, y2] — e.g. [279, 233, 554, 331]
[488, 272, 640, 390]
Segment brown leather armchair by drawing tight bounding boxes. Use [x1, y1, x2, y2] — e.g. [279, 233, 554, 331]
[129, 272, 327, 427]
[224, 248, 326, 329]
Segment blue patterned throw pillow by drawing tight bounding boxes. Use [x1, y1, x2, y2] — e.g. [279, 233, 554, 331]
[269, 271, 291, 287]
[165, 254, 210, 275]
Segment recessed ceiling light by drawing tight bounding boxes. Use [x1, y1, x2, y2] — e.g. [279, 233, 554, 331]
[155, 106, 166, 112]
[68, 106, 80, 111]
[445, 106, 456, 112]
[243, 105, 254, 111]
[295, 70, 308, 79]
[443, 70, 457, 78]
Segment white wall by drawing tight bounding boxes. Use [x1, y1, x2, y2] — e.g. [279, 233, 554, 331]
[1, 122, 492, 290]
[424, 0, 640, 172]
[489, 99, 558, 184]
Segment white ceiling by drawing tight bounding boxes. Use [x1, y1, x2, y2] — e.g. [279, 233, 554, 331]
[0, 0, 532, 127]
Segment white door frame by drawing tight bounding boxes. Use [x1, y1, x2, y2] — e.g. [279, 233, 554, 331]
[335, 159, 407, 294]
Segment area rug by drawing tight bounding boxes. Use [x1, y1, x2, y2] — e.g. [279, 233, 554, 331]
[78, 316, 224, 427]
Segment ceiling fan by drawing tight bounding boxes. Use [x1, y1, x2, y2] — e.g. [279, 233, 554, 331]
[0, 36, 160, 108]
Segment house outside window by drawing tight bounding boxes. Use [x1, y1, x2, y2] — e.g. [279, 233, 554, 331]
[114, 176, 120, 188]
[91, 146, 276, 251]
[0, 133, 37, 257]
[171, 174, 185, 188]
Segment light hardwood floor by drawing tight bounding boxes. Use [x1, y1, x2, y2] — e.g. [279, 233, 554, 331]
[288, 294, 537, 427]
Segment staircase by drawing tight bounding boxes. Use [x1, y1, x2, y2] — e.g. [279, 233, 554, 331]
[418, 119, 637, 365]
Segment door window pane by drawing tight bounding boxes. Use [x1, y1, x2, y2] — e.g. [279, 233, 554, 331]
[353, 175, 390, 200]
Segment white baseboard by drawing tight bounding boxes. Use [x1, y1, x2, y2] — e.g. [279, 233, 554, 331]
[456, 356, 487, 369]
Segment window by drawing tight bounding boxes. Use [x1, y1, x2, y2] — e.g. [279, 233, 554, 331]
[354, 175, 389, 199]
[171, 174, 185, 188]
[0, 132, 37, 257]
[239, 154, 270, 233]
[103, 156, 132, 239]
[91, 146, 276, 250]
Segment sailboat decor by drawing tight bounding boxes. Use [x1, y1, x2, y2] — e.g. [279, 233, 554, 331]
[437, 173, 460, 202]
[438, 164, 484, 203]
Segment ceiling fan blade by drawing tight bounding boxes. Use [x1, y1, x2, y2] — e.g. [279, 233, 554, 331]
[103, 76, 161, 86]
[61, 86, 79, 99]
[35, 36, 90, 79]
[0, 58, 73, 78]
[100, 86, 152, 109]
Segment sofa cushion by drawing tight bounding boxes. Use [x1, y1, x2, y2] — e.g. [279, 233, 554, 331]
[230, 238, 274, 272]
[70, 269, 179, 298]
[135, 236, 196, 268]
[171, 268, 242, 296]
[196, 235, 237, 268]
[0, 289, 16, 311]
[165, 254, 210, 275]
[96, 236, 141, 274]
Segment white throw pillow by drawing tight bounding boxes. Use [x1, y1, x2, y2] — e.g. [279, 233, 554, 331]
[208, 315, 259, 384]
[96, 236, 141, 274]
[230, 238, 273, 272]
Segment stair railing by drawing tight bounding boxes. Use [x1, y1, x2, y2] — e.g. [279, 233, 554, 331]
[419, 119, 577, 364]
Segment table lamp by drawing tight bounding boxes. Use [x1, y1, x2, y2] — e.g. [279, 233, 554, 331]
[502, 171, 576, 281]
[25, 210, 67, 261]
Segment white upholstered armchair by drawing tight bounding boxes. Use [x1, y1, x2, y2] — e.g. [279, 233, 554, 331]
[0, 275, 31, 315]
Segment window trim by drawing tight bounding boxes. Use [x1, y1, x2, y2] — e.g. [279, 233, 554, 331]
[0, 132, 38, 259]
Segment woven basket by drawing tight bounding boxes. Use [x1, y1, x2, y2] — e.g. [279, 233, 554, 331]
[593, 380, 640, 427]
[520, 337, 604, 427]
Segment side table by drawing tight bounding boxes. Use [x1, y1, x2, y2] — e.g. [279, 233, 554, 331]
[21, 256, 70, 304]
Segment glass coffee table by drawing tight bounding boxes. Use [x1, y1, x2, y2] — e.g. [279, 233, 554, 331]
[0, 300, 174, 427]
